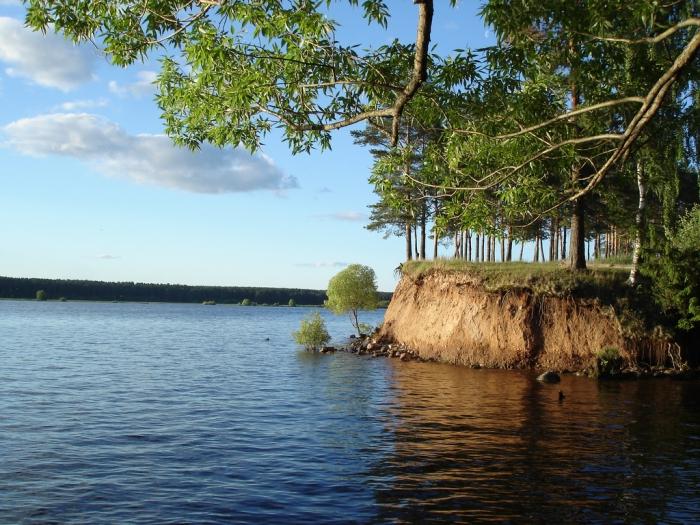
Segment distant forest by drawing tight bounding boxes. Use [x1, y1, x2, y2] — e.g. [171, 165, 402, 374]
[0, 276, 392, 306]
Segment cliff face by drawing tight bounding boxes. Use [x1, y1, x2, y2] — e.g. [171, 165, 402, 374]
[378, 270, 665, 371]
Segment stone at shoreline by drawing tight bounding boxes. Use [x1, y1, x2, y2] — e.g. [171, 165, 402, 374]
[320, 346, 336, 354]
[537, 371, 561, 383]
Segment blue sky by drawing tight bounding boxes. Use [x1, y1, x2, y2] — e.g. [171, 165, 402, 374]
[0, 1, 493, 292]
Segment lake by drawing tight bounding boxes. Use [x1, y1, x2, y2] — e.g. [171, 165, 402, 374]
[1, 300, 699, 523]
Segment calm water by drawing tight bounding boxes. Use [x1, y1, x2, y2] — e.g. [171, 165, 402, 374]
[1, 300, 699, 524]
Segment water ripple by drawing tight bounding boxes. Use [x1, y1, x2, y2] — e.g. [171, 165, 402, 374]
[1, 300, 699, 523]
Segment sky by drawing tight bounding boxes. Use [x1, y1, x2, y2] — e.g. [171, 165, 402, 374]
[0, 1, 493, 292]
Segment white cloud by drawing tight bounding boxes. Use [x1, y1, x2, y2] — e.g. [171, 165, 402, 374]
[317, 211, 366, 222]
[295, 262, 348, 268]
[108, 71, 158, 98]
[3, 113, 297, 193]
[55, 98, 109, 111]
[95, 254, 120, 260]
[0, 17, 97, 91]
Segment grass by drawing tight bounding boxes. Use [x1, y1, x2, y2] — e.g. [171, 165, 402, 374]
[400, 259, 630, 300]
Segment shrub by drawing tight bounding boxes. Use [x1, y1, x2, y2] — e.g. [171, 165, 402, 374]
[288, 298, 296, 307]
[293, 312, 331, 351]
[592, 346, 623, 378]
[241, 298, 252, 306]
[36, 290, 47, 301]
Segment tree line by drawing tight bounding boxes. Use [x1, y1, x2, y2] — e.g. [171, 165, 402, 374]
[0, 276, 392, 306]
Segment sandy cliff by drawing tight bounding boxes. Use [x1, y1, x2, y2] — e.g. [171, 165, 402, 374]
[378, 270, 672, 371]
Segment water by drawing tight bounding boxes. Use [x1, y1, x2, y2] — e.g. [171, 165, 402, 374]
[1, 300, 699, 524]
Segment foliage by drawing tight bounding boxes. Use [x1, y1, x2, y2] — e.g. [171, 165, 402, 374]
[643, 206, 700, 330]
[241, 298, 252, 306]
[591, 347, 623, 378]
[35, 289, 46, 301]
[325, 264, 379, 336]
[292, 312, 331, 351]
[288, 298, 296, 307]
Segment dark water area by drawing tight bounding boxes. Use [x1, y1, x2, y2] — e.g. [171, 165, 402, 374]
[1, 300, 699, 524]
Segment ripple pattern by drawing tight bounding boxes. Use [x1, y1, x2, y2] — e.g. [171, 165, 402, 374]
[1, 300, 699, 523]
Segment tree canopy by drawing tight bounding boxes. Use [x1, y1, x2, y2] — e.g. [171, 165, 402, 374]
[23, 1, 700, 324]
[325, 264, 379, 335]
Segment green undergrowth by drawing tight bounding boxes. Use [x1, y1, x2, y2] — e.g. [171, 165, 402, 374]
[401, 259, 630, 300]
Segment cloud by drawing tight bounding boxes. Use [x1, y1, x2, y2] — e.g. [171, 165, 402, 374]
[55, 98, 109, 111]
[3, 113, 297, 193]
[317, 186, 333, 193]
[95, 254, 120, 260]
[316, 211, 366, 222]
[108, 71, 158, 98]
[295, 262, 348, 268]
[0, 17, 97, 90]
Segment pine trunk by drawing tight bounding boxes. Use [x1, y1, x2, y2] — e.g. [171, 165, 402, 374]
[628, 162, 647, 285]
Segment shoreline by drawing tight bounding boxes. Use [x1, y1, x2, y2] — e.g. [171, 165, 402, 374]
[337, 334, 700, 380]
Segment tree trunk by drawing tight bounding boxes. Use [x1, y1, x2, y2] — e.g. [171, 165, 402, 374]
[534, 234, 540, 262]
[414, 224, 419, 259]
[486, 235, 492, 262]
[475, 233, 480, 262]
[454, 232, 461, 259]
[628, 161, 647, 285]
[420, 205, 426, 260]
[519, 241, 524, 261]
[481, 234, 486, 263]
[405, 222, 413, 261]
[561, 227, 567, 260]
[433, 226, 439, 259]
[500, 236, 505, 262]
[506, 226, 513, 262]
[569, 195, 587, 270]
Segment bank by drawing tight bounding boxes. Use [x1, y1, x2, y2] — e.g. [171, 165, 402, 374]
[374, 260, 697, 373]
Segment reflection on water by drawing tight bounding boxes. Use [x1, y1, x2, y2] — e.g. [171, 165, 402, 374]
[373, 363, 700, 523]
[0, 300, 699, 523]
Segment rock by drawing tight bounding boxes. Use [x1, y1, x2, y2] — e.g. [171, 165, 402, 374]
[366, 343, 374, 351]
[537, 371, 561, 383]
[349, 334, 356, 339]
[320, 346, 336, 354]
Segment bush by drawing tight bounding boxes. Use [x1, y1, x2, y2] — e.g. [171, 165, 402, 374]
[288, 298, 296, 307]
[36, 290, 47, 301]
[643, 205, 700, 330]
[241, 298, 252, 306]
[591, 346, 623, 378]
[293, 312, 331, 351]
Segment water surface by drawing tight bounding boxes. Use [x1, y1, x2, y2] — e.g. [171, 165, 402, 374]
[1, 300, 699, 523]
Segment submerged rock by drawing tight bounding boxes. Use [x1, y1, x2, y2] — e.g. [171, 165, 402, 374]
[537, 371, 561, 383]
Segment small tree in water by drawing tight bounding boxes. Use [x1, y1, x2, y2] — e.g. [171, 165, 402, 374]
[293, 312, 330, 351]
[325, 264, 379, 336]
[36, 290, 47, 301]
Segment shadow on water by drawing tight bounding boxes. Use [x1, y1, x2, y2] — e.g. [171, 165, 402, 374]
[368, 363, 700, 523]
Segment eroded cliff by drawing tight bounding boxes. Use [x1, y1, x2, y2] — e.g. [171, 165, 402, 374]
[378, 269, 673, 371]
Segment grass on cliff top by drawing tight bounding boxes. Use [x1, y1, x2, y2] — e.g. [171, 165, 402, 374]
[401, 259, 630, 299]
